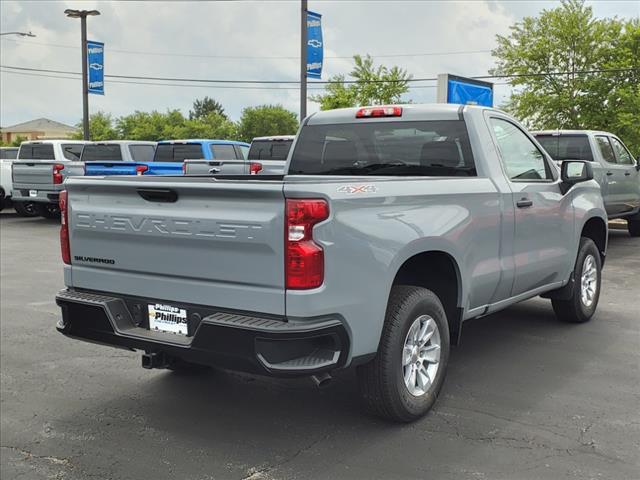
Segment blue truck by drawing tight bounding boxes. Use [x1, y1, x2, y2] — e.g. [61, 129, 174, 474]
[84, 139, 250, 176]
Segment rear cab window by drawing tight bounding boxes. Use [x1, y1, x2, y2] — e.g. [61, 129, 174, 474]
[534, 134, 594, 161]
[81, 144, 123, 161]
[129, 145, 155, 162]
[210, 144, 238, 159]
[249, 140, 293, 161]
[289, 120, 476, 176]
[0, 148, 18, 159]
[153, 143, 204, 162]
[18, 144, 55, 160]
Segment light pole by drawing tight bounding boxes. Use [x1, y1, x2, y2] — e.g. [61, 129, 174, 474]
[0, 31, 36, 37]
[64, 9, 100, 141]
[300, 0, 307, 122]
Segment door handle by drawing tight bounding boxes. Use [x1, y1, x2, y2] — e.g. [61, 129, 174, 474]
[625, 172, 631, 176]
[137, 188, 178, 203]
[606, 171, 614, 176]
[516, 198, 533, 208]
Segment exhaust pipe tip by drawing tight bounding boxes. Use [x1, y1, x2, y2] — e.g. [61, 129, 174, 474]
[311, 372, 332, 388]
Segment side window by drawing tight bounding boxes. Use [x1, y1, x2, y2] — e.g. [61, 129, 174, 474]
[62, 144, 83, 160]
[610, 137, 634, 165]
[595, 136, 616, 164]
[490, 118, 552, 181]
[239, 145, 249, 160]
[129, 145, 155, 162]
[210, 144, 237, 159]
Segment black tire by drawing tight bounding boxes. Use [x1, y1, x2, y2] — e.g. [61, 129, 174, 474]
[13, 201, 38, 217]
[357, 285, 450, 422]
[628, 215, 640, 237]
[552, 237, 601, 323]
[35, 203, 61, 219]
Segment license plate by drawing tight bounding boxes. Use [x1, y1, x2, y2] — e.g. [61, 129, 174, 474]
[29, 190, 37, 197]
[148, 303, 188, 335]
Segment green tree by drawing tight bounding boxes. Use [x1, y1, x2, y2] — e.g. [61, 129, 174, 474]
[311, 54, 412, 110]
[71, 111, 119, 141]
[116, 110, 187, 141]
[237, 105, 299, 142]
[189, 96, 227, 120]
[491, 0, 640, 153]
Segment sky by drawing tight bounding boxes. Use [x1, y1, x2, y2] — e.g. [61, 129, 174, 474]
[1, 0, 638, 128]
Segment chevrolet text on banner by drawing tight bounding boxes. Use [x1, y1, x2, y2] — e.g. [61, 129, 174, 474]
[307, 11, 323, 79]
[87, 40, 104, 95]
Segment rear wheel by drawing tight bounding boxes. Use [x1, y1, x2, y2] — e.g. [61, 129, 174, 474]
[628, 215, 640, 237]
[35, 203, 61, 219]
[13, 201, 38, 217]
[357, 286, 450, 422]
[552, 237, 601, 323]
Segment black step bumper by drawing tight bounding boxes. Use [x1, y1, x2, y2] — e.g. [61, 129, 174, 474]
[56, 289, 350, 377]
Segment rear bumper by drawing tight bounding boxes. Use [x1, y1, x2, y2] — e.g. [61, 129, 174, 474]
[12, 184, 61, 204]
[56, 288, 350, 377]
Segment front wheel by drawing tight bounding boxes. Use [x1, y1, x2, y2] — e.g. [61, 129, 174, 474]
[628, 215, 640, 237]
[357, 286, 450, 422]
[552, 237, 601, 323]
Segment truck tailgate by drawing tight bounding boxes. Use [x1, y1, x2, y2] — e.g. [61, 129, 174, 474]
[12, 160, 55, 185]
[65, 177, 286, 315]
[84, 162, 139, 176]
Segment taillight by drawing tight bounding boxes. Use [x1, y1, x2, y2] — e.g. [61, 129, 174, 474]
[250, 162, 263, 175]
[356, 106, 402, 118]
[136, 165, 149, 175]
[59, 190, 71, 264]
[182, 162, 187, 174]
[286, 199, 329, 290]
[53, 163, 65, 184]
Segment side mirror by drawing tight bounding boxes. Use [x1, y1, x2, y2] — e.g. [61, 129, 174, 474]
[561, 160, 593, 186]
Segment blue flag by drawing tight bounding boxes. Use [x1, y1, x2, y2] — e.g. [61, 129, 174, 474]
[87, 40, 104, 95]
[307, 11, 323, 79]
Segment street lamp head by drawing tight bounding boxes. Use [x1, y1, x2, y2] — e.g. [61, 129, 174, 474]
[64, 9, 101, 18]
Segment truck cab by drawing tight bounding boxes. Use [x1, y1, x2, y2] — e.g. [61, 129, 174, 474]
[533, 130, 640, 235]
[152, 139, 250, 175]
[82, 141, 157, 176]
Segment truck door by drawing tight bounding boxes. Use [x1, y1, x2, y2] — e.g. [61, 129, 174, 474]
[609, 136, 640, 215]
[488, 116, 573, 297]
[593, 135, 618, 214]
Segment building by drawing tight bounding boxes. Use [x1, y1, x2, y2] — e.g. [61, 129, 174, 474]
[1, 118, 78, 144]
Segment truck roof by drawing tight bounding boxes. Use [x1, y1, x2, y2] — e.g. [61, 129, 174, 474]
[87, 140, 157, 146]
[252, 135, 295, 141]
[306, 103, 497, 125]
[157, 139, 249, 146]
[19, 139, 90, 146]
[532, 130, 614, 137]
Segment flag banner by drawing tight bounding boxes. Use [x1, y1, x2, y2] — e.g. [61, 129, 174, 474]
[87, 40, 104, 95]
[307, 11, 323, 79]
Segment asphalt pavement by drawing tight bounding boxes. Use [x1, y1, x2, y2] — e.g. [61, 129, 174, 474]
[1, 209, 639, 480]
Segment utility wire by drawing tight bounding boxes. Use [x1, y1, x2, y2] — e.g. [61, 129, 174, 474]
[1, 64, 637, 86]
[1, 37, 492, 60]
[0, 68, 446, 90]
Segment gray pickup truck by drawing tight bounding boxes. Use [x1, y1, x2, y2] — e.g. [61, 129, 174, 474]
[533, 130, 640, 236]
[56, 105, 607, 422]
[183, 136, 294, 176]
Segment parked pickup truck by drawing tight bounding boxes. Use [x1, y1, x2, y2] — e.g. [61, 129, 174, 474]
[11, 140, 89, 218]
[81, 141, 157, 176]
[184, 135, 294, 176]
[533, 130, 640, 236]
[1, 147, 19, 212]
[56, 104, 608, 422]
[152, 139, 250, 175]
